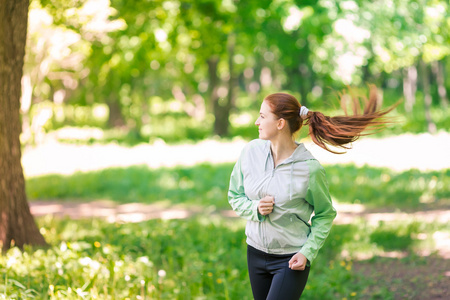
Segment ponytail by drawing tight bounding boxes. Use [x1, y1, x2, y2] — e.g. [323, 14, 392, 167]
[304, 85, 398, 154]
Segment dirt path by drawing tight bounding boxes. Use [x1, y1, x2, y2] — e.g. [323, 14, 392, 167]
[29, 200, 450, 259]
[353, 256, 450, 300]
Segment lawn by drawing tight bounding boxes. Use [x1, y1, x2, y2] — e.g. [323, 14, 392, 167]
[2, 163, 449, 299]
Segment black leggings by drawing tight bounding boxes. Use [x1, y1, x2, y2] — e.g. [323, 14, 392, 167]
[247, 245, 310, 300]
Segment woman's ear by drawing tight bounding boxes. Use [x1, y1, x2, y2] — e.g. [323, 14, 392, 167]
[277, 118, 286, 130]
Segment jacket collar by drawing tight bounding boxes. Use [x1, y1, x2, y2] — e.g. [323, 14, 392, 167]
[264, 140, 315, 167]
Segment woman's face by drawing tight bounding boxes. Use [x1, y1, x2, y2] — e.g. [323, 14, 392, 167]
[255, 100, 279, 140]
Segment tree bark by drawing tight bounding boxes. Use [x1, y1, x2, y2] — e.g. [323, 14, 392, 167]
[298, 63, 310, 107]
[106, 94, 126, 128]
[0, 0, 47, 251]
[298, 42, 312, 107]
[213, 34, 236, 137]
[419, 60, 436, 134]
[207, 54, 229, 136]
[402, 65, 417, 113]
[431, 60, 448, 109]
[207, 56, 219, 111]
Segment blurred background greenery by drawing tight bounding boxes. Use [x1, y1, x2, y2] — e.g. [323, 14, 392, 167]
[22, 0, 449, 146]
[3, 0, 449, 299]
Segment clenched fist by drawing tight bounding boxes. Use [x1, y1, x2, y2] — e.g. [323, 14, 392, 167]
[289, 252, 308, 270]
[258, 196, 274, 216]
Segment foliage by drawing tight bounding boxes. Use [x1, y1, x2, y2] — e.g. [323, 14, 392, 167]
[21, 0, 450, 144]
[1, 217, 250, 299]
[43, 101, 449, 145]
[1, 215, 446, 299]
[26, 163, 449, 210]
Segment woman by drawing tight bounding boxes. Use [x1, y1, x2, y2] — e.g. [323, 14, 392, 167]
[228, 89, 395, 299]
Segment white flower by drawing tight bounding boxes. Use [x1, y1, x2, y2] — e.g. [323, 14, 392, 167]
[115, 260, 124, 267]
[90, 260, 100, 271]
[79, 257, 92, 266]
[6, 256, 17, 268]
[60, 242, 67, 252]
[138, 256, 149, 264]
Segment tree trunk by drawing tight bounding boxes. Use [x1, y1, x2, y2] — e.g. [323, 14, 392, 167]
[106, 94, 125, 127]
[298, 63, 309, 107]
[419, 60, 436, 134]
[213, 34, 236, 137]
[207, 56, 219, 107]
[402, 65, 417, 113]
[0, 0, 47, 251]
[431, 60, 448, 109]
[208, 53, 231, 136]
[298, 43, 311, 107]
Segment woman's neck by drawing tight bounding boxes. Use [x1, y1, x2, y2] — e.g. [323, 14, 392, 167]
[270, 135, 297, 167]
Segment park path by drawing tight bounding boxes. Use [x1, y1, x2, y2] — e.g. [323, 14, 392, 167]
[29, 200, 450, 259]
[29, 200, 450, 225]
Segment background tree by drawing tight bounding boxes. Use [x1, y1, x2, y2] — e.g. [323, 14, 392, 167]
[0, 0, 46, 251]
[16, 0, 450, 145]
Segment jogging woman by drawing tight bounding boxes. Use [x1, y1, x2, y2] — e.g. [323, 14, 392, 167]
[228, 89, 395, 299]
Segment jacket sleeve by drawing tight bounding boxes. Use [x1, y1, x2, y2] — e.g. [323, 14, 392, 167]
[299, 160, 337, 264]
[228, 150, 265, 222]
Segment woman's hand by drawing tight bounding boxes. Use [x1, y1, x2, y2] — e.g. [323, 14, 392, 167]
[258, 196, 274, 215]
[289, 252, 307, 271]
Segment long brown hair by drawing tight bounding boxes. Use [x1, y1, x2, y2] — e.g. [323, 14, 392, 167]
[264, 85, 398, 154]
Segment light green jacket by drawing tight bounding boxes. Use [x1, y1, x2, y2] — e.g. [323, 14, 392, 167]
[228, 139, 336, 264]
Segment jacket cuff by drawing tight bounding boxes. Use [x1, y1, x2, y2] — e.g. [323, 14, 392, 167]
[252, 200, 265, 222]
[299, 248, 314, 265]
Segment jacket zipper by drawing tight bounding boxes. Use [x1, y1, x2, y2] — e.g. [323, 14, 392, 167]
[262, 163, 278, 249]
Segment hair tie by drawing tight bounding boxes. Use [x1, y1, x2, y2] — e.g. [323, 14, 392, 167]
[299, 106, 309, 119]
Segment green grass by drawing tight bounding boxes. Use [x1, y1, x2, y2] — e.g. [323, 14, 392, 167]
[26, 163, 232, 209]
[2, 217, 249, 300]
[325, 165, 449, 208]
[18, 161, 449, 298]
[1, 216, 447, 299]
[26, 163, 450, 210]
